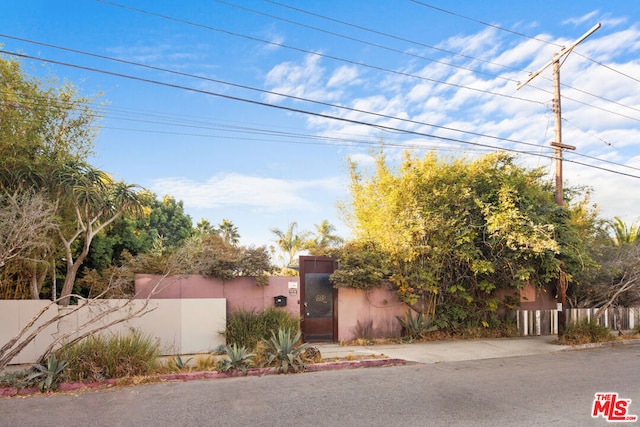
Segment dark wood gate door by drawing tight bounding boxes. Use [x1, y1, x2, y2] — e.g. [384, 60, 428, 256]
[299, 256, 337, 342]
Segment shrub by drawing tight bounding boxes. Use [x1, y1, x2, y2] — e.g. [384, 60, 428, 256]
[0, 369, 32, 389]
[56, 329, 160, 382]
[560, 318, 612, 345]
[263, 328, 307, 374]
[224, 308, 300, 351]
[216, 344, 254, 375]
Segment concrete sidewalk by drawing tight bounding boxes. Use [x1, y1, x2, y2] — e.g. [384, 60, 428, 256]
[315, 336, 574, 364]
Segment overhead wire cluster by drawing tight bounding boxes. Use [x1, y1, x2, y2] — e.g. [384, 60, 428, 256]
[1, 0, 639, 178]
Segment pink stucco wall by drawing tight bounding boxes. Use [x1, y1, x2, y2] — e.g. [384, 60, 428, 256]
[136, 274, 409, 342]
[337, 286, 406, 341]
[135, 274, 301, 318]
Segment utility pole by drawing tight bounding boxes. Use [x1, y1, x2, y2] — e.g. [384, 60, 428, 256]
[517, 23, 600, 336]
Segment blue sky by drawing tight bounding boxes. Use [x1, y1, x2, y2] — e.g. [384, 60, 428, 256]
[2, 1, 640, 248]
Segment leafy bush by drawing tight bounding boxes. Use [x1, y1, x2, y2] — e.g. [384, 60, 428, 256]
[216, 344, 254, 375]
[560, 318, 612, 345]
[56, 329, 160, 382]
[224, 308, 300, 351]
[263, 328, 307, 374]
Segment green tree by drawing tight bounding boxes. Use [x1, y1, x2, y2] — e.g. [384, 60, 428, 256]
[54, 161, 144, 305]
[0, 55, 101, 300]
[84, 192, 193, 273]
[338, 151, 594, 328]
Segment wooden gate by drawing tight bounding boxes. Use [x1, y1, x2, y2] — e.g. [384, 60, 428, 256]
[299, 256, 337, 342]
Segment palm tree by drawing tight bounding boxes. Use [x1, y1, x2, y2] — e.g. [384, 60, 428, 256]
[609, 217, 640, 246]
[270, 221, 310, 272]
[217, 219, 240, 246]
[55, 162, 144, 305]
[194, 218, 216, 236]
[307, 219, 343, 255]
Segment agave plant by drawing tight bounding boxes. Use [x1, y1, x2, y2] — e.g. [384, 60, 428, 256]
[263, 328, 307, 374]
[397, 310, 438, 341]
[170, 354, 193, 372]
[216, 344, 254, 375]
[26, 354, 68, 392]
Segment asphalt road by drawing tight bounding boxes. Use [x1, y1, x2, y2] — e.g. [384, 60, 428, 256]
[1, 344, 639, 427]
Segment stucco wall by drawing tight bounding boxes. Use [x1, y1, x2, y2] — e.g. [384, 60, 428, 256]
[135, 274, 411, 342]
[0, 299, 226, 366]
[337, 286, 406, 341]
[135, 274, 301, 318]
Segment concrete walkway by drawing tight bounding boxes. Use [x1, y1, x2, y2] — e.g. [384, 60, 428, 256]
[315, 336, 575, 364]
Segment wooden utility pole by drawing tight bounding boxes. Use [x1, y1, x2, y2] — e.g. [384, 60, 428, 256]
[517, 23, 600, 336]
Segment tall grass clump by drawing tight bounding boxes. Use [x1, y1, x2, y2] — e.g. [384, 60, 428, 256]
[224, 307, 300, 351]
[56, 329, 160, 382]
[560, 318, 612, 345]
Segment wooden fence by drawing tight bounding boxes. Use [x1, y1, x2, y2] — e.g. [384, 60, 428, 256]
[516, 307, 639, 336]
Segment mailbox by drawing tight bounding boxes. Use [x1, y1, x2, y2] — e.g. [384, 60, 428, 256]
[274, 295, 287, 307]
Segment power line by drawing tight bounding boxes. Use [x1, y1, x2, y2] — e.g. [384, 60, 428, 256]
[95, 2, 640, 123]
[0, 34, 548, 148]
[96, 1, 543, 106]
[574, 51, 640, 85]
[263, 0, 640, 120]
[264, 0, 520, 72]
[3, 34, 637, 175]
[3, 49, 639, 179]
[410, 0, 640, 87]
[1, 49, 536, 153]
[410, 0, 563, 47]
[217, 0, 516, 84]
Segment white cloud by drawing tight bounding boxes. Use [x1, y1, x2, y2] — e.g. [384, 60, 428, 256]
[264, 54, 341, 102]
[562, 11, 600, 26]
[150, 173, 342, 212]
[327, 65, 361, 88]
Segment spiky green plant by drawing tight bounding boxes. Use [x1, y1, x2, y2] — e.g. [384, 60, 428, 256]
[26, 354, 68, 392]
[397, 310, 438, 341]
[263, 328, 307, 374]
[216, 344, 254, 375]
[168, 354, 193, 372]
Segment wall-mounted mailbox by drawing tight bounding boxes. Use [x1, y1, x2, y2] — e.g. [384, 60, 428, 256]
[274, 295, 287, 307]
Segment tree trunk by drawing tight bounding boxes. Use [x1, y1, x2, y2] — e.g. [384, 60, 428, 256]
[59, 262, 81, 306]
[29, 265, 39, 300]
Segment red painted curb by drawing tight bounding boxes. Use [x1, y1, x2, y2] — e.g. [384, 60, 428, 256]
[0, 358, 407, 397]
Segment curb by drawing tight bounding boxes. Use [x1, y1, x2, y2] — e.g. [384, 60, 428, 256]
[0, 357, 407, 397]
[565, 337, 640, 351]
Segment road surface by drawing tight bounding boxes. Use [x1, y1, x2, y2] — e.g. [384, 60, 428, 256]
[1, 344, 639, 426]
